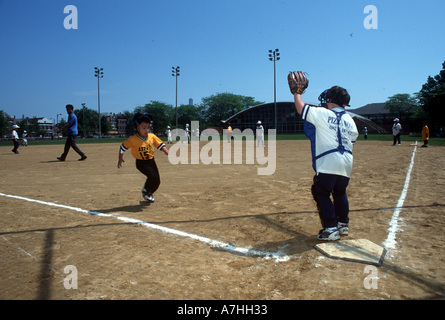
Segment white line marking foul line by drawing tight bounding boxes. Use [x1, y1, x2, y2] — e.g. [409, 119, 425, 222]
[2, 142, 418, 263]
[381, 141, 417, 257]
[0, 192, 290, 262]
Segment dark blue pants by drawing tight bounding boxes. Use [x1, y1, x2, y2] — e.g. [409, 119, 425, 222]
[312, 173, 350, 228]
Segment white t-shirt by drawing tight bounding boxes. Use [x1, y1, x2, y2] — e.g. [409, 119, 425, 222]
[301, 105, 358, 178]
[392, 123, 402, 136]
[256, 125, 264, 137]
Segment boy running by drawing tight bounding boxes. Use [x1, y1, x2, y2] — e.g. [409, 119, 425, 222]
[118, 112, 169, 203]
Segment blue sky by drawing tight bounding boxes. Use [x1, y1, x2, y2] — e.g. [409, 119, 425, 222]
[1, 0, 444, 120]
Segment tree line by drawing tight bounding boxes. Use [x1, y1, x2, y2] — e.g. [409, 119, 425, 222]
[0, 92, 263, 138]
[1, 61, 444, 137]
[384, 61, 445, 134]
[70, 92, 262, 137]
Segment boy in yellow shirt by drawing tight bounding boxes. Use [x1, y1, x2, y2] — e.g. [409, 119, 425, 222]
[421, 121, 429, 148]
[118, 112, 169, 203]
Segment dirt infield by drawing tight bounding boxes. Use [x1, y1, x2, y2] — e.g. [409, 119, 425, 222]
[1, 139, 444, 300]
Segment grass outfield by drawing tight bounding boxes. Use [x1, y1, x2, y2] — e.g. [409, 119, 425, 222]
[1, 134, 445, 146]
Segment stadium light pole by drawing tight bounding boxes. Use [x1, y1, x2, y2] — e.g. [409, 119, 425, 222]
[172, 66, 180, 130]
[50, 118, 55, 139]
[57, 113, 62, 129]
[268, 49, 280, 130]
[94, 67, 104, 139]
[81, 103, 86, 138]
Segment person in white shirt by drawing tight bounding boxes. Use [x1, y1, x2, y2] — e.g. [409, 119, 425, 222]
[392, 118, 402, 146]
[166, 126, 172, 144]
[12, 124, 20, 154]
[256, 121, 264, 147]
[22, 130, 28, 146]
[292, 85, 358, 241]
[185, 124, 190, 144]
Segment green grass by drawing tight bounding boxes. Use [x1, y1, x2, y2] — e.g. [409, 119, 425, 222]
[2, 134, 445, 146]
[355, 134, 445, 146]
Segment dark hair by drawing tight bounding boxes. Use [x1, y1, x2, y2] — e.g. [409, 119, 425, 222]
[326, 86, 350, 107]
[133, 112, 153, 129]
[66, 104, 74, 110]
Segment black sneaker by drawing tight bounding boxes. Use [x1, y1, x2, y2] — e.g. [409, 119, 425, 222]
[57, 157, 65, 161]
[141, 188, 154, 203]
[143, 194, 155, 203]
[79, 155, 87, 161]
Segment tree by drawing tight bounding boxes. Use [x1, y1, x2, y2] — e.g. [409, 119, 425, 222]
[135, 101, 174, 136]
[418, 61, 445, 132]
[17, 118, 30, 135]
[384, 93, 417, 123]
[200, 92, 263, 126]
[0, 110, 9, 138]
[100, 115, 112, 136]
[176, 104, 205, 129]
[27, 117, 46, 137]
[74, 106, 99, 136]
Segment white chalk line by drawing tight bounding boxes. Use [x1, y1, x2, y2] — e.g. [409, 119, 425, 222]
[2, 142, 417, 264]
[381, 141, 417, 256]
[0, 192, 290, 262]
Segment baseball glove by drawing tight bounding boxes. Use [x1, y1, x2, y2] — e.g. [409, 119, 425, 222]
[288, 71, 309, 94]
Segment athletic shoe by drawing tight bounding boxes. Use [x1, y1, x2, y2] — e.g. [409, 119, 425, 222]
[337, 223, 349, 236]
[141, 188, 154, 203]
[144, 194, 154, 203]
[317, 228, 340, 241]
[79, 155, 87, 161]
[57, 157, 65, 161]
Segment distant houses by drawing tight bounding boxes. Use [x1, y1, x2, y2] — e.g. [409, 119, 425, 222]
[3, 112, 129, 139]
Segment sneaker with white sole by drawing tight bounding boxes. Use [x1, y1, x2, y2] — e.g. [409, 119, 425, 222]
[317, 228, 340, 241]
[143, 194, 154, 203]
[142, 188, 155, 203]
[337, 223, 349, 236]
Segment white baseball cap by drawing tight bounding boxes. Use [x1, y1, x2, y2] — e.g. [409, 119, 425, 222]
[12, 124, 19, 129]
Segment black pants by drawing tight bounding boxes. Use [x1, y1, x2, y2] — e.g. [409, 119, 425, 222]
[12, 140, 19, 153]
[136, 158, 161, 194]
[60, 135, 86, 160]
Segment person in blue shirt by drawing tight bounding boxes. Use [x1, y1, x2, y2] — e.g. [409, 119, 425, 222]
[57, 104, 87, 161]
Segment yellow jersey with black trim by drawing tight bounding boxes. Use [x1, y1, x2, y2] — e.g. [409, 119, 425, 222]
[120, 133, 165, 160]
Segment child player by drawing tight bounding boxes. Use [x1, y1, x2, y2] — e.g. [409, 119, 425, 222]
[12, 124, 20, 154]
[289, 72, 358, 241]
[117, 112, 169, 203]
